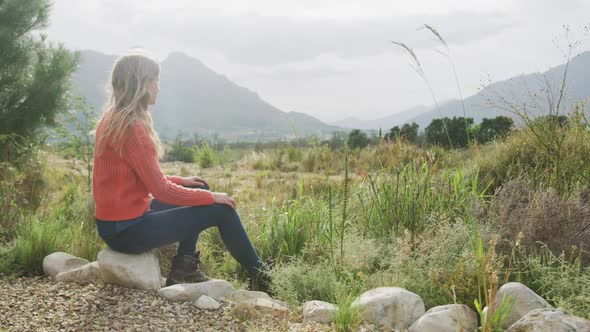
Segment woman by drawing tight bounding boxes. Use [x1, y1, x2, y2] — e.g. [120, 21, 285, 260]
[92, 52, 269, 290]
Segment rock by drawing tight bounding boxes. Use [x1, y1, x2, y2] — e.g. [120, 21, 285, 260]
[240, 297, 288, 315]
[231, 302, 261, 322]
[227, 289, 271, 303]
[303, 300, 337, 324]
[55, 261, 101, 284]
[507, 308, 590, 332]
[158, 279, 235, 302]
[229, 297, 288, 322]
[352, 287, 425, 330]
[43, 252, 89, 277]
[409, 304, 478, 332]
[495, 282, 553, 329]
[193, 295, 220, 310]
[97, 248, 162, 290]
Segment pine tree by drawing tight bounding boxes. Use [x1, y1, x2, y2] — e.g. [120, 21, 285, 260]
[0, 0, 78, 159]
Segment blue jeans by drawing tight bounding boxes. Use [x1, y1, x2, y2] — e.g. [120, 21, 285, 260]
[95, 186, 264, 275]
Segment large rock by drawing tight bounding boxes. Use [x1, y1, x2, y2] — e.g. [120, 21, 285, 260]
[230, 297, 289, 322]
[240, 297, 288, 315]
[495, 282, 553, 329]
[303, 300, 337, 324]
[507, 308, 590, 332]
[97, 248, 162, 290]
[43, 252, 89, 277]
[409, 304, 478, 332]
[158, 279, 235, 301]
[227, 289, 271, 303]
[55, 261, 101, 284]
[193, 295, 220, 310]
[352, 287, 425, 330]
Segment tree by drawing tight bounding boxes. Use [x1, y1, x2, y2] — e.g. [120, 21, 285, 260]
[478, 116, 514, 143]
[0, 0, 78, 159]
[347, 129, 369, 149]
[425, 116, 474, 148]
[400, 122, 419, 143]
[53, 97, 97, 191]
[388, 126, 401, 141]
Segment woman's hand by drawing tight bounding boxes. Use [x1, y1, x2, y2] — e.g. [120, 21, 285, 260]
[182, 176, 209, 188]
[213, 192, 236, 209]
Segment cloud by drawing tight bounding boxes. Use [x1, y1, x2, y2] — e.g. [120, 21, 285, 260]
[47, 1, 512, 65]
[135, 10, 512, 65]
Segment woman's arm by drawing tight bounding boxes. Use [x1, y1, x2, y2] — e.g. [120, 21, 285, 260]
[124, 123, 215, 207]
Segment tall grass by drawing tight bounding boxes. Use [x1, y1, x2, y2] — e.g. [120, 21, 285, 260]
[357, 162, 487, 238]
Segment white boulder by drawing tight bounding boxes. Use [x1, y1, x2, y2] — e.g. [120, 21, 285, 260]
[43, 252, 89, 277]
[193, 295, 221, 310]
[352, 287, 425, 330]
[158, 279, 235, 302]
[55, 261, 101, 284]
[507, 308, 590, 332]
[227, 289, 271, 303]
[303, 300, 337, 324]
[495, 282, 553, 329]
[239, 297, 288, 314]
[409, 304, 478, 332]
[97, 248, 162, 290]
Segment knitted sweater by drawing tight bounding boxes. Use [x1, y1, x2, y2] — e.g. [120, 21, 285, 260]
[92, 112, 215, 221]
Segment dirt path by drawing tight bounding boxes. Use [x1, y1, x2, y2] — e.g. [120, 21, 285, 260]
[0, 277, 325, 332]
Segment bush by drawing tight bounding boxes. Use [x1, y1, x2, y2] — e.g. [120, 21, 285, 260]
[196, 142, 214, 168]
[269, 258, 346, 304]
[511, 246, 590, 318]
[347, 130, 369, 149]
[487, 178, 590, 263]
[0, 139, 46, 242]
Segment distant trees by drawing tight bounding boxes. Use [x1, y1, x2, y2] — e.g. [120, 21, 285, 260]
[0, 0, 78, 159]
[347, 129, 369, 149]
[425, 117, 474, 148]
[478, 116, 514, 143]
[388, 122, 419, 143]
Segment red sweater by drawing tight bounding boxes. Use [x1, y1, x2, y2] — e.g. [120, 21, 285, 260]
[92, 112, 215, 221]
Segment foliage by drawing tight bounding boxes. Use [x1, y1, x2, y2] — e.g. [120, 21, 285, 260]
[478, 116, 514, 143]
[346, 129, 369, 149]
[195, 142, 215, 168]
[52, 98, 97, 190]
[0, 0, 78, 160]
[166, 135, 195, 163]
[426, 116, 474, 148]
[388, 122, 419, 143]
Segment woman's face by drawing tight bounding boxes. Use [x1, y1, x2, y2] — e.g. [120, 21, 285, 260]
[148, 78, 159, 105]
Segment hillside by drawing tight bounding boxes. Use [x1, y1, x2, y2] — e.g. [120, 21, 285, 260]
[71, 51, 338, 141]
[406, 51, 590, 129]
[329, 105, 430, 130]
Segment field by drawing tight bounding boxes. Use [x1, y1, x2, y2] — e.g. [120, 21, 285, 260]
[1, 111, 589, 331]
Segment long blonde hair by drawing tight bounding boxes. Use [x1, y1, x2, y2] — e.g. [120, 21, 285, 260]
[95, 53, 163, 157]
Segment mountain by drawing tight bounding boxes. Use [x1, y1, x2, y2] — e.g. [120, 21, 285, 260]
[329, 105, 430, 130]
[406, 51, 590, 129]
[71, 50, 338, 141]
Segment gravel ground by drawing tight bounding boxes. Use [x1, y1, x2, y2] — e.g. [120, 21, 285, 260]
[0, 276, 330, 332]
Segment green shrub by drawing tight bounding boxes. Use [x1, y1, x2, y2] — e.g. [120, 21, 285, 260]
[0, 215, 66, 275]
[269, 258, 346, 304]
[196, 142, 214, 168]
[511, 246, 590, 319]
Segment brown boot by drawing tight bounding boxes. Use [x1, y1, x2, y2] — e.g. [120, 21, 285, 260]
[166, 251, 210, 286]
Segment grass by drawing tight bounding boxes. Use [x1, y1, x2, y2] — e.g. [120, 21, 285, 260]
[0, 108, 589, 330]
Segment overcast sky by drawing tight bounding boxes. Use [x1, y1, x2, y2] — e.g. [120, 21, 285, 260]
[46, 0, 589, 122]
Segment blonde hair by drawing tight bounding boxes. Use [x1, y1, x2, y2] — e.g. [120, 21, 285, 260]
[95, 52, 163, 157]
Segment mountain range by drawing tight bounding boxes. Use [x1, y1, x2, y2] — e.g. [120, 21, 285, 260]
[72, 50, 338, 141]
[72, 50, 590, 139]
[404, 51, 590, 130]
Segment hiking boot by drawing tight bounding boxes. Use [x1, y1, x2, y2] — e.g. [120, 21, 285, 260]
[248, 260, 274, 295]
[166, 251, 210, 286]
